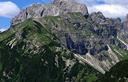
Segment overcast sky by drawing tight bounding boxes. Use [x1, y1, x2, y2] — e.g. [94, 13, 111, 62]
[0, 0, 128, 32]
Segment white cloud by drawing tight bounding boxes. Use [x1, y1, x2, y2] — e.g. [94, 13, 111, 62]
[0, 28, 8, 32]
[88, 4, 128, 18]
[75, 0, 128, 18]
[0, 1, 20, 18]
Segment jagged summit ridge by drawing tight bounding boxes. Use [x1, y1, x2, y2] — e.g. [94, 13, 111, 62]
[53, 0, 88, 15]
[12, 0, 88, 25]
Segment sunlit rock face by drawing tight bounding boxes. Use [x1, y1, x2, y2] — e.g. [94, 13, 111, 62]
[12, 0, 88, 25]
[53, 0, 88, 15]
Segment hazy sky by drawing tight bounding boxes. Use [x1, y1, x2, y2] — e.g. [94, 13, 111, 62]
[0, 0, 128, 32]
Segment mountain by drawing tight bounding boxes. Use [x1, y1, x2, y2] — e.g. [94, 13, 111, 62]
[0, 0, 128, 82]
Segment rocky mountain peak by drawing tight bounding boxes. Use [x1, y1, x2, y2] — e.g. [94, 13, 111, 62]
[53, 0, 74, 3]
[11, 0, 88, 25]
[53, 0, 88, 15]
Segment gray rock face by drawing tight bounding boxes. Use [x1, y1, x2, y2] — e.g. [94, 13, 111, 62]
[123, 14, 128, 31]
[90, 12, 105, 23]
[53, 0, 88, 15]
[12, 4, 60, 25]
[119, 14, 128, 44]
[113, 18, 122, 31]
[11, 0, 88, 25]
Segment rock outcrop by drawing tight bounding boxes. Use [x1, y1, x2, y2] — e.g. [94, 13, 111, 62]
[123, 14, 128, 31]
[53, 0, 88, 15]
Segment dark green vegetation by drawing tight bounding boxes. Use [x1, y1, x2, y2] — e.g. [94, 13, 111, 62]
[97, 60, 128, 82]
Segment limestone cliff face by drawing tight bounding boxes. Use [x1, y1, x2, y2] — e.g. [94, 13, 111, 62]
[53, 0, 88, 15]
[123, 14, 128, 32]
[12, 0, 88, 25]
[11, 4, 60, 25]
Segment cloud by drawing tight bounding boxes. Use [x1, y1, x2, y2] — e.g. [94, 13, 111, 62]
[75, 0, 128, 18]
[88, 4, 128, 18]
[0, 28, 8, 32]
[0, 1, 20, 18]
